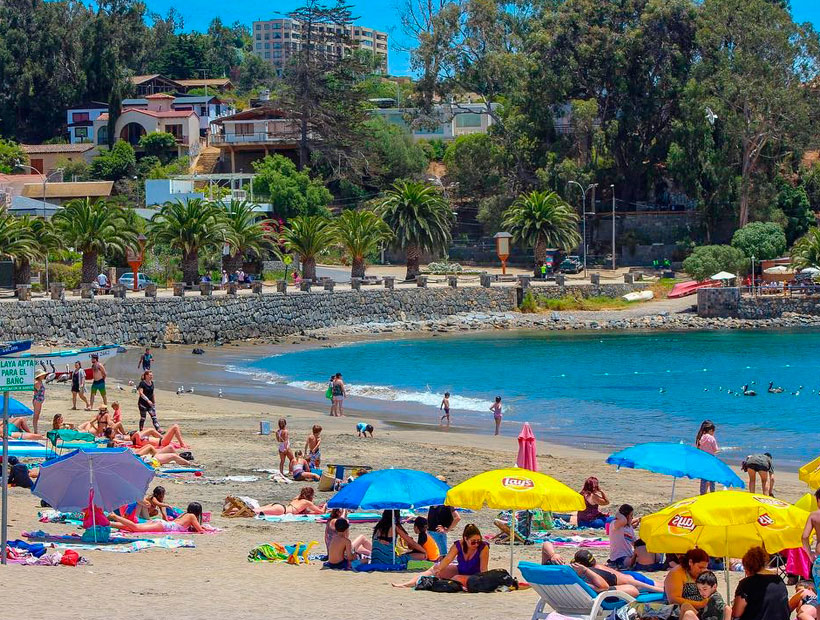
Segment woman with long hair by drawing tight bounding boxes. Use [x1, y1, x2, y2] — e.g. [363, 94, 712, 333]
[577, 476, 610, 527]
[695, 420, 719, 494]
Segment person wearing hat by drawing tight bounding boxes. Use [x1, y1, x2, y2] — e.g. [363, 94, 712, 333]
[32, 369, 47, 433]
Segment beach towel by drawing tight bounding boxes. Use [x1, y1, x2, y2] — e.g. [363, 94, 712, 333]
[248, 541, 318, 564]
[23, 531, 195, 552]
[353, 560, 433, 572]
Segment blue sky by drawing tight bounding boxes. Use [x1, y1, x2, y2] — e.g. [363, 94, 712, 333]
[142, 0, 820, 77]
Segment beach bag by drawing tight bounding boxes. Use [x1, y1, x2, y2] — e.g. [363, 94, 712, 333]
[466, 568, 517, 593]
[179, 451, 194, 462]
[60, 549, 80, 566]
[415, 576, 463, 593]
[325, 386, 333, 400]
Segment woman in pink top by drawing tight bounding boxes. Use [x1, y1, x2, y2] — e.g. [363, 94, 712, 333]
[695, 420, 718, 494]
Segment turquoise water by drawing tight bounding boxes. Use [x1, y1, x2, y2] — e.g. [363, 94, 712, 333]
[239, 330, 820, 466]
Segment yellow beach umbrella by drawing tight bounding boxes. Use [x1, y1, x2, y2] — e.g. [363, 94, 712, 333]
[445, 468, 585, 575]
[799, 455, 820, 490]
[640, 491, 808, 598]
[795, 492, 817, 513]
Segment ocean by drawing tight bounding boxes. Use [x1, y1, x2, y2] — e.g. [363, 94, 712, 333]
[232, 329, 820, 467]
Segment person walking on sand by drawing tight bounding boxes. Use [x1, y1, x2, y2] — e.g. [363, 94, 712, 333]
[490, 396, 503, 435]
[138, 348, 153, 371]
[137, 370, 161, 432]
[695, 420, 719, 494]
[440, 392, 451, 427]
[32, 369, 47, 433]
[88, 354, 107, 409]
[71, 361, 89, 411]
[331, 373, 346, 417]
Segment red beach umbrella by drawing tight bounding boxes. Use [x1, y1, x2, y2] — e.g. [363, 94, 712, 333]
[516, 423, 538, 472]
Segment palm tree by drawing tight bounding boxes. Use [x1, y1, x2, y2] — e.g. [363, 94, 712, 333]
[220, 200, 274, 274]
[791, 227, 820, 269]
[0, 215, 39, 282]
[334, 209, 393, 278]
[9, 216, 59, 286]
[282, 215, 335, 281]
[53, 198, 134, 283]
[376, 180, 453, 280]
[150, 198, 225, 285]
[502, 190, 581, 274]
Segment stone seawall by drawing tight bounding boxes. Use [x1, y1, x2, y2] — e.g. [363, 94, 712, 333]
[0, 287, 518, 344]
[698, 287, 820, 319]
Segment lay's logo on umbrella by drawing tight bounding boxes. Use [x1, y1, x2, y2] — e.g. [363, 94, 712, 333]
[502, 477, 534, 490]
[752, 496, 789, 509]
[668, 512, 696, 534]
[757, 513, 774, 527]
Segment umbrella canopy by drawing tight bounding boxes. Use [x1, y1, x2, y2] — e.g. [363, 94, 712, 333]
[606, 442, 745, 488]
[796, 493, 817, 513]
[799, 455, 820, 490]
[327, 468, 450, 510]
[711, 271, 737, 280]
[32, 448, 154, 512]
[800, 267, 820, 275]
[639, 491, 807, 558]
[516, 423, 538, 472]
[2, 397, 33, 417]
[445, 467, 584, 511]
[764, 265, 791, 274]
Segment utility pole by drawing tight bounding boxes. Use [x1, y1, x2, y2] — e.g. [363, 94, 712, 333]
[611, 184, 616, 271]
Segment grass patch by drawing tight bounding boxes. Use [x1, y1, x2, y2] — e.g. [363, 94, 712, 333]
[648, 277, 682, 300]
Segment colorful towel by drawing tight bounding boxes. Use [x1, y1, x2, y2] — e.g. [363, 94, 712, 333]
[255, 511, 414, 524]
[248, 541, 318, 564]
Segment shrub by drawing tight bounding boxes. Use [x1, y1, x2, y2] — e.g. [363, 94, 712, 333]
[426, 260, 463, 274]
[520, 290, 538, 313]
[730, 221, 786, 260]
[682, 245, 747, 281]
[47, 262, 82, 289]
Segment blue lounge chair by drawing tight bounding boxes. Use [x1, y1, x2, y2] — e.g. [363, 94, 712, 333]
[518, 562, 665, 620]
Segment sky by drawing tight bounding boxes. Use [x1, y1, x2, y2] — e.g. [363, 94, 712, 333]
[140, 0, 820, 77]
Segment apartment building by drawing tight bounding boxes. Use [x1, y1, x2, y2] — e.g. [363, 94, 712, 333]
[251, 18, 388, 75]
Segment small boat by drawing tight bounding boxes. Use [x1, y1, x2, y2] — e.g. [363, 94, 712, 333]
[622, 290, 654, 302]
[0, 340, 32, 356]
[667, 280, 721, 299]
[5, 344, 122, 380]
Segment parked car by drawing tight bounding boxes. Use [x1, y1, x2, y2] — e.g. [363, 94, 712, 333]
[118, 272, 154, 290]
[560, 256, 583, 273]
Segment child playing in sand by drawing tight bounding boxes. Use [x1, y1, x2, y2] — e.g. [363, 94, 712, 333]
[790, 581, 818, 620]
[694, 571, 727, 620]
[276, 418, 294, 476]
[325, 518, 354, 570]
[305, 424, 322, 468]
[356, 422, 374, 438]
[440, 392, 451, 427]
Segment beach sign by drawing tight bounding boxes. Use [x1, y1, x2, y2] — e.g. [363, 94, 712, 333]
[0, 358, 36, 392]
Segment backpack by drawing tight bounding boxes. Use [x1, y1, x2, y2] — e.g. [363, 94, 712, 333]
[415, 576, 463, 593]
[466, 568, 518, 593]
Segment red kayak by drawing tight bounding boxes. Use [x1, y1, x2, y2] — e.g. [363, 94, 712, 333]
[668, 280, 721, 299]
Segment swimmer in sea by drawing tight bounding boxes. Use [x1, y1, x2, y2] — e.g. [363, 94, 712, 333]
[440, 392, 451, 427]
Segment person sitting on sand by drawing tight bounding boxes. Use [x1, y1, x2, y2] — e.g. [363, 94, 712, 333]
[608, 504, 639, 569]
[356, 422, 374, 438]
[572, 549, 664, 597]
[255, 487, 326, 516]
[4, 417, 45, 440]
[6, 456, 38, 488]
[393, 523, 489, 588]
[541, 541, 566, 565]
[664, 548, 710, 612]
[292, 451, 321, 482]
[108, 502, 207, 533]
[325, 518, 355, 570]
[577, 476, 610, 528]
[325, 508, 347, 554]
[368, 510, 426, 566]
[51, 414, 75, 430]
[79, 406, 127, 437]
[138, 486, 171, 520]
[305, 424, 322, 468]
[412, 517, 440, 562]
[789, 580, 818, 620]
[631, 538, 665, 572]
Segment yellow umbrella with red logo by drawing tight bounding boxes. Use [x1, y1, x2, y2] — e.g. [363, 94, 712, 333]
[445, 467, 585, 576]
[799, 455, 820, 490]
[639, 491, 808, 598]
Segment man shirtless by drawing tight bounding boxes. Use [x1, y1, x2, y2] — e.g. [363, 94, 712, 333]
[801, 488, 820, 592]
[89, 354, 108, 408]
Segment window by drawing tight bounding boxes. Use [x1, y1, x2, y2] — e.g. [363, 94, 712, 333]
[75, 127, 88, 138]
[362, 30, 372, 37]
[255, 23, 261, 30]
[166, 124, 183, 140]
[284, 32, 290, 38]
[236, 123, 253, 136]
[273, 43, 281, 49]
[273, 22, 281, 28]
[200, 106, 207, 116]
[264, 23, 270, 29]
[455, 113, 483, 128]
[273, 33, 281, 39]
[264, 33, 269, 39]
[265, 52, 270, 58]
[256, 42, 261, 49]
[97, 126, 108, 145]
[265, 42, 270, 49]
[72, 112, 89, 123]
[362, 40, 372, 46]
[256, 33, 261, 40]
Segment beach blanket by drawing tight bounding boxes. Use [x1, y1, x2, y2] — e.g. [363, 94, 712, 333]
[248, 541, 318, 564]
[254, 511, 414, 524]
[353, 560, 433, 572]
[530, 534, 609, 548]
[23, 531, 195, 552]
[39, 509, 84, 525]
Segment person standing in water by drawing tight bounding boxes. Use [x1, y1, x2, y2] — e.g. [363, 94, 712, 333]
[331, 373, 346, 417]
[695, 420, 718, 494]
[440, 392, 451, 427]
[490, 396, 503, 435]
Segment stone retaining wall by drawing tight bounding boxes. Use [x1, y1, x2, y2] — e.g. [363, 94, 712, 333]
[0, 287, 518, 344]
[698, 287, 820, 318]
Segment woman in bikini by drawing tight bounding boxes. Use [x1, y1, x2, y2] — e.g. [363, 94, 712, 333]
[129, 424, 189, 449]
[275, 418, 294, 476]
[571, 549, 664, 596]
[138, 486, 171, 520]
[104, 429, 195, 467]
[108, 502, 206, 533]
[255, 487, 326, 516]
[3, 417, 45, 440]
[78, 407, 128, 437]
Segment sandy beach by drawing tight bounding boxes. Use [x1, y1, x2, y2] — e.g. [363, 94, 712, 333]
[4, 347, 808, 620]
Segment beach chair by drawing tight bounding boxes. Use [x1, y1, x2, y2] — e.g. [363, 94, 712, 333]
[518, 562, 664, 620]
[222, 496, 257, 518]
[45, 429, 99, 457]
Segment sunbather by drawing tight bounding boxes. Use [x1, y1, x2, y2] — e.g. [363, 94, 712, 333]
[51, 414, 75, 430]
[255, 487, 326, 516]
[4, 417, 45, 440]
[79, 406, 126, 437]
[139, 486, 171, 520]
[130, 424, 189, 449]
[542, 541, 566, 565]
[571, 549, 664, 597]
[292, 451, 320, 482]
[108, 501, 206, 533]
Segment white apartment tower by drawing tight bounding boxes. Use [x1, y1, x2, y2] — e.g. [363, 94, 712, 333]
[252, 18, 388, 75]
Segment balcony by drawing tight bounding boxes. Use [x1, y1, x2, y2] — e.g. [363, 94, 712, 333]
[210, 130, 301, 146]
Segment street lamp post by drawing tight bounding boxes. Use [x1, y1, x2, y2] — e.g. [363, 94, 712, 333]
[126, 234, 148, 292]
[566, 181, 598, 277]
[611, 184, 616, 271]
[13, 163, 63, 291]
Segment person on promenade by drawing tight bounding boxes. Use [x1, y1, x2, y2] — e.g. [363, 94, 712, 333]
[696, 420, 719, 494]
[577, 476, 610, 528]
[440, 392, 451, 427]
[490, 395, 502, 435]
[70, 361, 89, 411]
[32, 369, 46, 433]
[138, 348, 153, 371]
[88, 354, 107, 409]
[331, 373, 346, 417]
[137, 370, 161, 432]
[275, 418, 294, 475]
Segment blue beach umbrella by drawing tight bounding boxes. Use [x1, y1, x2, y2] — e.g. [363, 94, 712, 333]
[328, 468, 450, 563]
[3, 397, 33, 417]
[32, 448, 154, 512]
[606, 442, 745, 501]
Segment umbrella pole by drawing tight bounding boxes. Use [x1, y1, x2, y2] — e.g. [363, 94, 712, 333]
[509, 511, 516, 577]
[392, 510, 396, 565]
[90, 455, 97, 544]
[1, 392, 9, 566]
[670, 477, 676, 503]
[725, 531, 730, 602]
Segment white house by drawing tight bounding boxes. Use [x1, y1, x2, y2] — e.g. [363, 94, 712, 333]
[66, 101, 108, 144]
[371, 103, 498, 141]
[121, 95, 235, 137]
[144, 179, 204, 207]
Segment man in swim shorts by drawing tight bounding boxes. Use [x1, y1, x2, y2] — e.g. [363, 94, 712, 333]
[89, 354, 108, 408]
